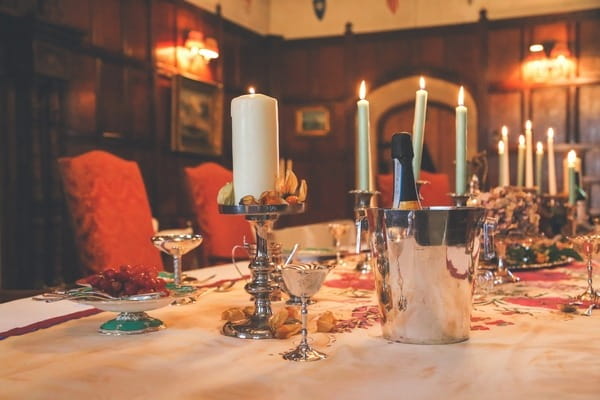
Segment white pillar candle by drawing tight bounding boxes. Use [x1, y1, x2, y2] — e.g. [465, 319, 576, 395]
[547, 127, 557, 195]
[536, 141, 543, 194]
[501, 126, 510, 186]
[525, 120, 534, 188]
[455, 86, 467, 195]
[498, 140, 506, 187]
[567, 150, 577, 205]
[412, 76, 428, 181]
[517, 135, 525, 187]
[356, 80, 371, 191]
[231, 91, 279, 202]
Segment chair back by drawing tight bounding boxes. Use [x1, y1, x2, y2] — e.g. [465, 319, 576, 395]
[58, 150, 162, 274]
[184, 162, 254, 262]
[377, 171, 453, 207]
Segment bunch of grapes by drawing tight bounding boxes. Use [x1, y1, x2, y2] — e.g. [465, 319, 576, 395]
[84, 265, 168, 297]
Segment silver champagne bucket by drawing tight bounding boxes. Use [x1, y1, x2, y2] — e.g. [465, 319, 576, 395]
[367, 207, 493, 344]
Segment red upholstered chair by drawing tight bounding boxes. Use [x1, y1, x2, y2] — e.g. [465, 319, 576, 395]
[58, 151, 162, 274]
[184, 162, 254, 264]
[377, 171, 453, 208]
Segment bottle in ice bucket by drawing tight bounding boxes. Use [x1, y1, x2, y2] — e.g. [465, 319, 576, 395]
[391, 132, 422, 210]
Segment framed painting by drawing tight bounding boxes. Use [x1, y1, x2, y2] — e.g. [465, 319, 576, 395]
[295, 106, 330, 136]
[171, 75, 223, 155]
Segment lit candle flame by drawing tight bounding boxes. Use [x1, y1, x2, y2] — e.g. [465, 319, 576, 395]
[498, 140, 505, 154]
[525, 120, 532, 130]
[536, 141, 543, 154]
[567, 150, 577, 167]
[359, 80, 366, 100]
[458, 86, 464, 106]
[547, 127, 554, 139]
[519, 135, 525, 147]
[248, 86, 255, 94]
[419, 76, 425, 90]
[501, 125, 508, 139]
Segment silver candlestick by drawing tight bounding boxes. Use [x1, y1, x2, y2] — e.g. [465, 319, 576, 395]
[219, 203, 304, 339]
[350, 190, 378, 273]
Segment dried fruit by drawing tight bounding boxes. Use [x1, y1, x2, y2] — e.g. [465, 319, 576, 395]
[316, 311, 337, 332]
[285, 195, 299, 204]
[259, 191, 287, 205]
[284, 170, 298, 195]
[269, 308, 289, 331]
[216, 182, 234, 205]
[274, 322, 302, 339]
[297, 179, 308, 202]
[221, 308, 247, 322]
[275, 174, 286, 194]
[239, 195, 259, 205]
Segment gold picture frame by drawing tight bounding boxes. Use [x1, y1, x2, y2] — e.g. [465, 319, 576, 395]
[295, 106, 330, 136]
[171, 75, 223, 155]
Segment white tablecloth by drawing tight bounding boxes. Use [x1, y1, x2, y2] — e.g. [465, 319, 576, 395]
[1, 262, 599, 400]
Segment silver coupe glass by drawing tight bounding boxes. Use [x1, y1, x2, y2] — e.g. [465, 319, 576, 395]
[151, 234, 203, 305]
[281, 263, 332, 362]
[568, 234, 600, 306]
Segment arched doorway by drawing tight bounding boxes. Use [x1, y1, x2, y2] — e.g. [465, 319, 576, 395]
[378, 101, 458, 188]
[368, 76, 478, 191]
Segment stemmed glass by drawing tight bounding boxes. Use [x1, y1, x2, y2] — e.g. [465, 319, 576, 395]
[151, 234, 203, 305]
[328, 222, 350, 265]
[568, 234, 600, 306]
[281, 263, 332, 362]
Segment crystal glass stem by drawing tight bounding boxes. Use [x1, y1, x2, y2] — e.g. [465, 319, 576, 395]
[300, 295, 309, 348]
[334, 238, 342, 264]
[584, 250, 594, 298]
[173, 253, 182, 287]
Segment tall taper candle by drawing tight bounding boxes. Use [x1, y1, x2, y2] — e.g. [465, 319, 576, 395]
[517, 134, 525, 187]
[498, 140, 506, 187]
[547, 128, 557, 195]
[356, 80, 371, 191]
[501, 126, 510, 186]
[455, 86, 467, 195]
[536, 141, 543, 194]
[412, 76, 428, 181]
[525, 120, 534, 187]
[231, 90, 279, 203]
[568, 150, 577, 205]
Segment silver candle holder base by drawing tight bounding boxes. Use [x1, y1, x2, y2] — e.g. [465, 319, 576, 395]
[220, 203, 304, 339]
[349, 190, 378, 273]
[449, 193, 471, 207]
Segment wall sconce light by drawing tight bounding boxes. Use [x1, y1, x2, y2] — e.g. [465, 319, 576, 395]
[523, 40, 574, 82]
[184, 30, 219, 64]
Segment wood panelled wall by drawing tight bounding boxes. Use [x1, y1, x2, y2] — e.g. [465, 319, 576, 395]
[0, 0, 268, 288]
[0, 1, 599, 289]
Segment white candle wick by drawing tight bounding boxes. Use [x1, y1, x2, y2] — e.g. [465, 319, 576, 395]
[248, 86, 255, 94]
[519, 135, 525, 147]
[536, 141, 543, 155]
[458, 86, 464, 106]
[526, 120, 532, 131]
[419, 76, 425, 90]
